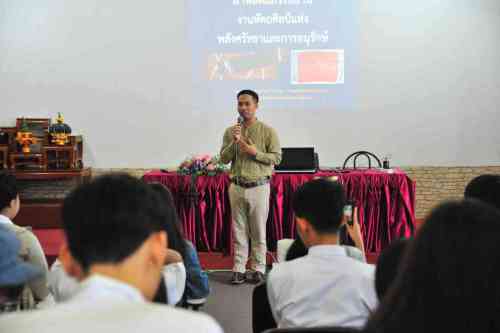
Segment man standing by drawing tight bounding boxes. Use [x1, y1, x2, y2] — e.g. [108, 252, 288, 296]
[220, 90, 281, 285]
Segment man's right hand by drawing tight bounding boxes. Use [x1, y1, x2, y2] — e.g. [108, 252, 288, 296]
[232, 124, 242, 143]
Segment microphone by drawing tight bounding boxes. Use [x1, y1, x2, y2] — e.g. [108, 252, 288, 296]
[220, 116, 244, 158]
[233, 116, 244, 163]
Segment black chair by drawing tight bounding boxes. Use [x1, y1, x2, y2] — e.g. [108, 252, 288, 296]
[253, 282, 277, 333]
[263, 327, 360, 333]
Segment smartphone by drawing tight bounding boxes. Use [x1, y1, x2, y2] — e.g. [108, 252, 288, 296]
[344, 202, 354, 226]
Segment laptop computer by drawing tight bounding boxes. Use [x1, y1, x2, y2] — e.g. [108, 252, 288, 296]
[275, 147, 318, 173]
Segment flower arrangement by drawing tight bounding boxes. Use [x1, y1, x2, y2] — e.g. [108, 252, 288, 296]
[177, 154, 228, 176]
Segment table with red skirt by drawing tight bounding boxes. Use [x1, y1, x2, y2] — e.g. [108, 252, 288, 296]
[143, 169, 416, 255]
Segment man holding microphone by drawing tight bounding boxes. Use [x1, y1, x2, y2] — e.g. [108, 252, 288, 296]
[220, 90, 281, 285]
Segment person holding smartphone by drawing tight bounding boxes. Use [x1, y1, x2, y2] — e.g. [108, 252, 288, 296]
[267, 179, 377, 329]
[285, 204, 366, 263]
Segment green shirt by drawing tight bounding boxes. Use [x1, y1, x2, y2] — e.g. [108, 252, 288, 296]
[220, 120, 282, 182]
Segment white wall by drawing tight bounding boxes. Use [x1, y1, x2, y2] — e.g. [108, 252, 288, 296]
[1, 0, 499, 168]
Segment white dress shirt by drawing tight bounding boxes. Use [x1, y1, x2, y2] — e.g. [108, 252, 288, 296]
[0, 274, 223, 333]
[49, 260, 187, 305]
[267, 244, 378, 329]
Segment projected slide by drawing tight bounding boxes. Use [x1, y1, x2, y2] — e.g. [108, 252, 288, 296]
[187, 0, 359, 111]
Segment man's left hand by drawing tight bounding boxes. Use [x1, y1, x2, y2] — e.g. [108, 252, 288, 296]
[239, 138, 258, 156]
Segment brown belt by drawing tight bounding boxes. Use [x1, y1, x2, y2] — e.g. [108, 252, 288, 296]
[231, 177, 270, 188]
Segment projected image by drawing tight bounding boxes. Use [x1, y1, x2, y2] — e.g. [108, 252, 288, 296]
[208, 49, 284, 81]
[291, 50, 344, 85]
[188, 0, 359, 110]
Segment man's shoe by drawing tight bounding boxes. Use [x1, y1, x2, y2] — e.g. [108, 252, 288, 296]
[230, 272, 246, 285]
[247, 271, 266, 284]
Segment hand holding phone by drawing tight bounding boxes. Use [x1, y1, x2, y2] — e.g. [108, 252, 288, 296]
[344, 201, 354, 226]
[343, 204, 365, 254]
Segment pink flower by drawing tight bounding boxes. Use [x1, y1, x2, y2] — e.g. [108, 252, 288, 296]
[206, 164, 216, 171]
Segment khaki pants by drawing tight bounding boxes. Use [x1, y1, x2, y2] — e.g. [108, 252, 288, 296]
[229, 183, 270, 273]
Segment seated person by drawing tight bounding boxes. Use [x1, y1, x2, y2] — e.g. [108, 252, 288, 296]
[255, 190, 368, 333]
[50, 248, 186, 305]
[267, 179, 378, 329]
[152, 249, 186, 306]
[0, 172, 52, 309]
[47, 257, 78, 303]
[285, 206, 366, 263]
[374, 238, 409, 300]
[149, 183, 210, 304]
[0, 226, 42, 313]
[464, 174, 500, 210]
[0, 174, 222, 333]
[364, 200, 500, 333]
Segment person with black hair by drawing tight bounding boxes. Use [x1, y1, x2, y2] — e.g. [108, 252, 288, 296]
[255, 218, 366, 333]
[284, 200, 366, 263]
[285, 229, 366, 263]
[464, 174, 500, 210]
[220, 89, 281, 285]
[374, 238, 409, 300]
[267, 178, 377, 329]
[364, 199, 500, 333]
[0, 172, 52, 309]
[149, 183, 210, 304]
[0, 174, 222, 333]
[148, 183, 186, 305]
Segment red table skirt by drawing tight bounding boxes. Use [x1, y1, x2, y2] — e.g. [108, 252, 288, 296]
[143, 169, 416, 254]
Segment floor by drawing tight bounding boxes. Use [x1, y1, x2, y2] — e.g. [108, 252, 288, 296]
[203, 271, 256, 333]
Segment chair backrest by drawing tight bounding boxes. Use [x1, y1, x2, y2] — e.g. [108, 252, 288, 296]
[253, 282, 277, 333]
[277, 239, 295, 263]
[263, 327, 360, 333]
[152, 277, 168, 304]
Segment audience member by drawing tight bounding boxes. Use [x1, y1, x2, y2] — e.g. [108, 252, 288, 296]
[50, 244, 185, 305]
[0, 226, 42, 313]
[267, 179, 377, 329]
[47, 257, 78, 303]
[285, 206, 366, 263]
[149, 182, 210, 304]
[364, 199, 500, 333]
[153, 248, 186, 305]
[374, 239, 409, 300]
[464, 174, 500, 210]
[0, 174, 222, 333]
[254, 205, 368, 333]
[0, 172, 52, 308]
